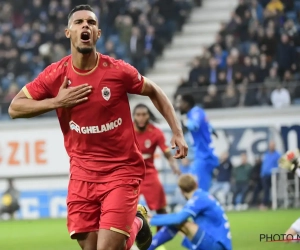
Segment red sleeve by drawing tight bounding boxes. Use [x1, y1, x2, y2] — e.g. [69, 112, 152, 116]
[121, 61, 144, 94]
[22, 64, 58, 100]
[157, 129, 170, 153]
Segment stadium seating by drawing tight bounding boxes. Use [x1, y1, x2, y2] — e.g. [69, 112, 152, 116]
[0, 0, 198, 119]
[175, 0, 300, 109]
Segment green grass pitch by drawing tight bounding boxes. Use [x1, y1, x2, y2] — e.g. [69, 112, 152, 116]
[0, 209, 300, 250]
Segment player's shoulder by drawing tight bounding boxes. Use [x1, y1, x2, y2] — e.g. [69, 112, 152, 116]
[192, 106, 204, 114]
[101, 55, 140, 75]
[149, 123, 164, 135]
[195, 189, 210, 200]
[43, 55, 71, 79]
[100, 54, 129, 69]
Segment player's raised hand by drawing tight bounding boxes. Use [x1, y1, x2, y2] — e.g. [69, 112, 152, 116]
[171, 132, 188, 159]
[54, 76, 92, 108]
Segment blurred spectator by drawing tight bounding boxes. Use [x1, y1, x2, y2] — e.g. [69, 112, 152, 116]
[249, 155, 263, 207]
[270, 84, 291, 108]
[207, 58, 219, 85]
[266, 0, 284, 14]
[222, 84, 239, 108]
[129, 26, 146, 75]
[259, 27, 277, 59]
[276, 34, 296, 77]
[256, 86, 270, 106]
[0, 179, 20, 220]
[264, 67, 280, 89]
[250, 0, 264, 23]
[257, 54, 271, 82]
[232, 153, 252, 210]
[203, 85, 222, 109]
[238, 83, 257, 106]
[115, 15, 133, 45]
[260, 141, 281, 210]
[210, 152, 233, 206]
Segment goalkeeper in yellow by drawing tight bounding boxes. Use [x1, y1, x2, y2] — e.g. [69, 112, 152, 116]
[0, 178, 20, 219]
[279, 149, 300, 241]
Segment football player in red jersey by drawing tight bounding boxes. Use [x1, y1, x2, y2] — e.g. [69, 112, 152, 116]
[8, 5, 188, 250]
[133, 104, 180, 232]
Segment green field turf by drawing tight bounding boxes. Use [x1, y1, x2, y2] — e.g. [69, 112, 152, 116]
[0, 209, 300, 250]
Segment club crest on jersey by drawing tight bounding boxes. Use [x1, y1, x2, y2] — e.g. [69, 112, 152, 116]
[102, 87, 111, 101]
[144, 139, 151, 148]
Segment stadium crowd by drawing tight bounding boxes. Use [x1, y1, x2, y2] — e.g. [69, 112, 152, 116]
[175, 0, 300, 109]
[0, 0, 200, 117]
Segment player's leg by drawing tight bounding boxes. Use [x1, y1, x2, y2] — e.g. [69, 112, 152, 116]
[141, 172, 167, 232]
[67, 179, 100, 250]
[148, 226, 179, 250]
[210, 181, 222, 197]
[196, 168, 212, 192]
[284, 217, 300, 241]
[191, 159, 213, 191]
[97, 179, 152, 250]
[179, 221, 225, 250]
[76, 233, 98, 250]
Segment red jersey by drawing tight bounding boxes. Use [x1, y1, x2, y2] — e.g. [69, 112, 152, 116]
[23, 53, 146, 182]
[134, 123, 169, 171]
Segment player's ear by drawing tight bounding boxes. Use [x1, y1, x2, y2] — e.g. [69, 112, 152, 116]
[65, 28, 71, 39]
[97, 29, 101, 40]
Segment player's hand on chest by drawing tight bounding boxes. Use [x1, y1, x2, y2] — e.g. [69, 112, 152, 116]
[66, 74, 125, 110]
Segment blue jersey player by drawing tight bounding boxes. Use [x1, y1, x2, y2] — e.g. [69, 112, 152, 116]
[148, 174, 232, 250]
[177, 94, 219, 191]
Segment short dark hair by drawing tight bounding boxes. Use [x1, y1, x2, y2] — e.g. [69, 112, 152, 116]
[133, 103, 159, 123]
[68, 5, 94, 20]
[181, 94, 195, 108]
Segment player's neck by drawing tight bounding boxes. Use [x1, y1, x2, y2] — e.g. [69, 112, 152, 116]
[186, 190, 196, 200]
[72, 50, 98, 70]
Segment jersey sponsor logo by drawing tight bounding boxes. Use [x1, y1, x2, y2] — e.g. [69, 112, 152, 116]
[102, 87, 111, 101]
[69, 118, 122, 134]
[144, 139, 151, 148]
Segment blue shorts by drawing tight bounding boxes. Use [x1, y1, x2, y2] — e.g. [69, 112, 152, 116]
[181, 228, 226, 250]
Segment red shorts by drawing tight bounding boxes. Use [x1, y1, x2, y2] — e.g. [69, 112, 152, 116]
[139, 171, 166, 211]
[67, 178, 140, 239]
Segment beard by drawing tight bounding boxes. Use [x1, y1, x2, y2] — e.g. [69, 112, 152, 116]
[76, 46, 93, 54]
[136, 124, 147, 131]
[135, 121, 148, 131]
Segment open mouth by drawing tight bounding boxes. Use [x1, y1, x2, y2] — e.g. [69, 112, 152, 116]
[81, 32, 91, 43]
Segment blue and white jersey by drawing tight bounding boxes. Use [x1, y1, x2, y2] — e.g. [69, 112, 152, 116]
[186, 106, 216, 159]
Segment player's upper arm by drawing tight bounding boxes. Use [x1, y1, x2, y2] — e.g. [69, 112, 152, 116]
[122, 61, 146, 94]
[23, 64, 57, 100]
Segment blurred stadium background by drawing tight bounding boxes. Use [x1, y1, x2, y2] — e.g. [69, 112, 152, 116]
[1, 0, 300, 249]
